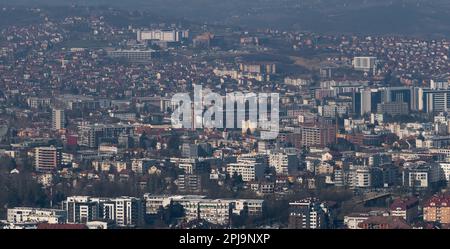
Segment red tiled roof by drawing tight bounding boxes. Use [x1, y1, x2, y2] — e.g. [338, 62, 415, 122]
[390, 197, 419, 210]
[358, 216, 411, 229]
[424, 194, 450, 207]
[37, 223, 88, 229]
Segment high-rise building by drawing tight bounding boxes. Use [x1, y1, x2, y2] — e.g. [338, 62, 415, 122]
[106, 197, 144, 227]
[384, 87, 412, 109]
[288, 198, 329, 229]
[268, 148, 299, 175]
[438, 162, 450, 186]
[421, 89, 450, 113]
[348, 165, 372, 189]
[52, 108, 65, 130]
[412, 87, 424, 111]
[430, 79, 449, 90]
[353, 88, 383, 116]
[300, 124, 336, 147]
[34, 146, 62, 172]
[64, 196, 100, 224]
[402, 161, 441, 188]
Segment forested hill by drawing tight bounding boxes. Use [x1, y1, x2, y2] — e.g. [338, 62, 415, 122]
[2, 0, 450, 37]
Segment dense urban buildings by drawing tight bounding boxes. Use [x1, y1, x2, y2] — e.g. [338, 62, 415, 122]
[0, 3, 450, 232]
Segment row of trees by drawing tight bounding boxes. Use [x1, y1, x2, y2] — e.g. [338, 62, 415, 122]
[0, 156, 49, 218]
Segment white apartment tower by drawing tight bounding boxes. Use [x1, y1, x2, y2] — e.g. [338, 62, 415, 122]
[52, 108, 65, 130]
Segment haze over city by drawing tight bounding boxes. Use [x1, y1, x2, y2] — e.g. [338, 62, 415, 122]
[0, 0, 449, 239]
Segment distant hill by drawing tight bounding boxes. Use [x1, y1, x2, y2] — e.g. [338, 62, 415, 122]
[2, 0, 450, 37]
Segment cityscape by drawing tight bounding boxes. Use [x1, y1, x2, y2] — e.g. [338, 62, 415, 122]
[1, 0, 450, 233]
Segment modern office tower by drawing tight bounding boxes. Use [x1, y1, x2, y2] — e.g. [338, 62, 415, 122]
[384, 86, 412, 109]
[412, 87, 424, 111]
[52, 108, 65, 130]
[421, 89, 450, 113]
[430, 79, 449, 90]
[34, 146, 62, 172]
[353, 56, 377, 72]
[353, 88, 382, 116]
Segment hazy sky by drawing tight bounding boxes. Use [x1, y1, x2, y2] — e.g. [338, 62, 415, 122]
[1, 0, 450, 37]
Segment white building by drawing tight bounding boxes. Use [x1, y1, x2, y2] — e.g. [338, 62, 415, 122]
[226, 159, 265, 182]
[131, 159, 155, 174]
[52, 108, 65, 130]
[142, 194, 264, 225]
[349, 165, 372, 188]
[353, 56, 377, 72]
[109, 197, 143, 227]
[268, 149, 298, 175]
[86, 221, 109, 229]
[438, 162, 450, 185]
[64, 196, 143, 227]
[233, 199, 265, 216]
[198, 199, 233, 225]
[344, 211, 389, 229]
[288, 198, 328, 229]
[402, 161, 442, 188]
[7, 207, 66, 224]
[136, 29, 188, 42]
[142, 194, 173, 214]
[64, 196, 100, 224]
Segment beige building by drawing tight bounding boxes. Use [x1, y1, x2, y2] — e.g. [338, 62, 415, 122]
[423, 195, 450, 224]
